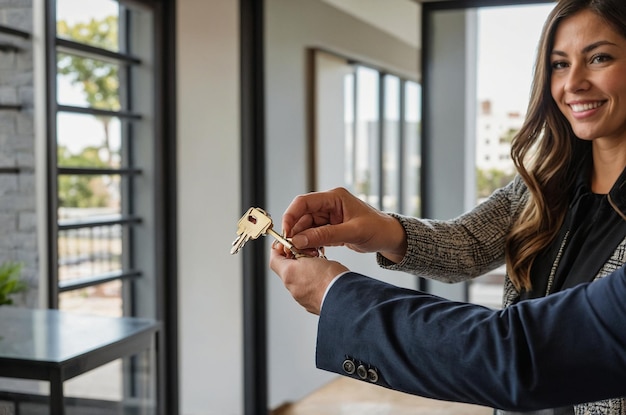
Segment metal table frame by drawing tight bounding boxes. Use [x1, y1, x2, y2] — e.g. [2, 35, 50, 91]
[0, 307, 160, 414]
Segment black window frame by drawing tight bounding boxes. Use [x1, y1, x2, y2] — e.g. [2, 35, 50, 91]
[43, 0, 178, 413]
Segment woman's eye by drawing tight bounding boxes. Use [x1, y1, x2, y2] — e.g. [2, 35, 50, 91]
[591, 53, 612, 64]
[551, 60, 568, 70]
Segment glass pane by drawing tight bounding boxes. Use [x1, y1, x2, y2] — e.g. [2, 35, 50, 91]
[475, 4, 554, 204]
[59, 279, 122, 316]
[57, 54, 121, 111]
[383, 75, 401, 212]
[354, 66, 380, 207]
[57, 224, 123, 282]
[57, 174, 122, 216]
[66, 359, 123, 400]
[470, 3, 555, 308]
[344, 72, 355, 189]
[63, 352, 156, 411]
[56, 0, 120, 52]
[57, 112, 122, 168]
[403, 80, 421, 217]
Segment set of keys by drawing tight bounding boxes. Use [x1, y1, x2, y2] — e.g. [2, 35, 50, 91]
[230, 207, 325, 259]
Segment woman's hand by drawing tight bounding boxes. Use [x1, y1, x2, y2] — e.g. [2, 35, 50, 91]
[282, 187, 408, 263]
[270, 241, 349, 315]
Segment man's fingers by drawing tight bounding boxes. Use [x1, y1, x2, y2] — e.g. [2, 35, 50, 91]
[269, 242, 293, 279]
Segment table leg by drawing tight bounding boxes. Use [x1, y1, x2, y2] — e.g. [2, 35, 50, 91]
[50, 370, 64, 415]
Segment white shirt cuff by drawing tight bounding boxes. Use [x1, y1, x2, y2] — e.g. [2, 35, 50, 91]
[320, 271, 350, 311]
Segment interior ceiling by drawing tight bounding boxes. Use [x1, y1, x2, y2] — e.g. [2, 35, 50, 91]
[319, 0, 455, 48]
[320, 0, 420, 47]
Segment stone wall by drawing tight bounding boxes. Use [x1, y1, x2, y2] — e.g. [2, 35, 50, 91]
[0, 0, 37, 306]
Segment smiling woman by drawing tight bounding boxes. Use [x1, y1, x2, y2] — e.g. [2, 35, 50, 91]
[270, 0, 626, 414]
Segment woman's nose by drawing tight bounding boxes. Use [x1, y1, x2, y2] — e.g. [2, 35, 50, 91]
[564, 64, 591, 93]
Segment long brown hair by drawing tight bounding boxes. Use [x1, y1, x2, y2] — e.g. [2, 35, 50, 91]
[505, 0, 626, 291]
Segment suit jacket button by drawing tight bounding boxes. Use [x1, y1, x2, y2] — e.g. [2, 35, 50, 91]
[367, 368, 379, 383]
[356, 365, 368, 380]
[342, 359, 356, 375]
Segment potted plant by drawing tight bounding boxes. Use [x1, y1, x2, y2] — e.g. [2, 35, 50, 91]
[0, 261, 27, 306]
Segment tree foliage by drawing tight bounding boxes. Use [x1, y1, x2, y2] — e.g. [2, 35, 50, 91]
[57, 16, 120, 165]
[476, 168, 516, 200]
[58, 146, 110, 208]
[56, 16, 120, 209]
[57, 16, 120, 112]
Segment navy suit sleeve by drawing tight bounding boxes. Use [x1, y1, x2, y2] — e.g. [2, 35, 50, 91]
[316, 267, 626, 411]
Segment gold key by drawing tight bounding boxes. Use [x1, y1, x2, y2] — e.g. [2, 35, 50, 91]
[230, 207, 302, 257]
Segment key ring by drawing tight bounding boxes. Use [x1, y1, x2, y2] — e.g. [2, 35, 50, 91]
[317, 246, 327, 259]
[293, 246, 327, 259]
[294, 246, 326, 259]
[273, 240, 326, 259]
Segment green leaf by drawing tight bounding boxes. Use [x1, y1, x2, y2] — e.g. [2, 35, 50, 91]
[0, 261, 27, 306]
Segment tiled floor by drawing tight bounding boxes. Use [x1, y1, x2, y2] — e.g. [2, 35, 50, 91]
[271, 377, 493, 415]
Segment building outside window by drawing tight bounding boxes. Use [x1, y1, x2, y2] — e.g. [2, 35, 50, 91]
[470, 3, 556, 308]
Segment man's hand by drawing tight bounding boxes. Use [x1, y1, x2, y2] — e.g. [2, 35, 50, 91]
[270, 241, 349, 315]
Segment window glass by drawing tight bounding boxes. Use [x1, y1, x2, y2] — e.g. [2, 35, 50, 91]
[57, 54, 121, 110]
[57, 224, 123, 283]
[56, 0, 120, 52]
[63, 353, 153, 404]
[354, 66, 380, 207]
[341, 64, 421, 216]
[59, 280, 123, 316]
[469, 3, 555, 308]
[475, 4, 554, 204]
[344, 72, 355, 188]
[57, 173, 122, 215]
[57, 113, 122, 168]
[403, 80, 421, 217]
[383, 75, 400, 212]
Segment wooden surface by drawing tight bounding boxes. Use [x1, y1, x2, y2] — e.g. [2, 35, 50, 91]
[272, 377, 493, 415]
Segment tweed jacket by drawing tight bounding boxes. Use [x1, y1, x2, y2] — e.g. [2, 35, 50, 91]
[376, 175, 626, 415]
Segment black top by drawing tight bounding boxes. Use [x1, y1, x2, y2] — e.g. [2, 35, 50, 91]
[523, 156, 626, 298]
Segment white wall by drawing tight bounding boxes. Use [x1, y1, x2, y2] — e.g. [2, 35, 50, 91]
[177, 1, 242, 414]
[265, 0, 419, 408]
[176, 0, 420, 413]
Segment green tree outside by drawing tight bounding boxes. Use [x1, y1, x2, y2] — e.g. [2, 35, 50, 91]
[57, 16, 120, 164]
[476, 167, 516, 200]
[56, 16, 120, 208]
[58, 145, 110, 208]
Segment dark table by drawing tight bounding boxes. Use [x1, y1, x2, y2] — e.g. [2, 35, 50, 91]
[0, 307, 160, 414]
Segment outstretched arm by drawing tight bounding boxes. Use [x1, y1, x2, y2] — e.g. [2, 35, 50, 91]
[316, 269, 626, 411]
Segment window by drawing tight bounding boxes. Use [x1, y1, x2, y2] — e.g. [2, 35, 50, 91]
[46, 0, 171, 410]
[53, 0, 144, 316]
[423, 1, 554, 307]
[471, 3, 555, 308]
[344, 63, 421, 216]
[314, 50, 421, 216]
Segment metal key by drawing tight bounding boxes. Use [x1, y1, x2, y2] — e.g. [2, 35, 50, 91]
[230, 207, 300, 256]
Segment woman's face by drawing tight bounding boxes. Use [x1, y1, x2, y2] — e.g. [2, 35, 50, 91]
[551, 9, 626, 144]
